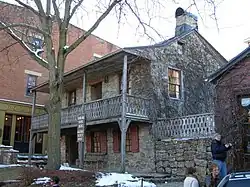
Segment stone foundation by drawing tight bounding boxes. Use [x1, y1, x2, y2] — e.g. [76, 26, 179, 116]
[155, 138, 212, 181]
[0, 145, 19, 164]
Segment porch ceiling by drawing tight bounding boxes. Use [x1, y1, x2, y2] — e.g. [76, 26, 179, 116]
[34, 50, 143, 93]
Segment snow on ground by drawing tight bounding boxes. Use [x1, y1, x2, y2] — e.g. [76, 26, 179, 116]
[96, 172, 156, 187]
[32, 177, 51, 185]
[59, 165, 83, 171]
[0, 164, 22, 168]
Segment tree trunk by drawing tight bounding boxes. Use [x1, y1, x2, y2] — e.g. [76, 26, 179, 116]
[47, 79, 62, 170]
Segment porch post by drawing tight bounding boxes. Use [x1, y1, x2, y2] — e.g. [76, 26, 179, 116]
[78, 72, 87, 168]
[121, 55, 128, 173]
[28, 90, 37, 165]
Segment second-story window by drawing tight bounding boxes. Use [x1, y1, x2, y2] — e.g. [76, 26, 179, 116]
[26, 74, 37, 97]
[119, 73, 131, 94]
[168, 68, 181, 99]
[68, 90, 76, 106]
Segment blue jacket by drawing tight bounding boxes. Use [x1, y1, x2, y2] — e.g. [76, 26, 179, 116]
[211, 140, 231, 161]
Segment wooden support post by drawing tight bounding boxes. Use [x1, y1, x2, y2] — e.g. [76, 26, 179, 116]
[28, 91, 37, 165]
[78, 72, 87, 168]
[120, 55, 128, 173]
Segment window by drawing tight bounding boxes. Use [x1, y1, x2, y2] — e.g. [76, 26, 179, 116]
[168, 68, 181, 99]
[15, 116, 31, 143]
[26, 74, 37, 96]
[113, 125, 139, 153]
[86, 131, 107, 153]
[3, 114, 12, 145]
[91, 132, 101, 153]
[68, 90, 76, 106]
[31, 37, 43, 55]
[119, 72, 131, 94]
[91, 82, 102, 101]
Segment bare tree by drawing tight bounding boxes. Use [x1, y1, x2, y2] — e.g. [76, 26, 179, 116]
[0, 0, 220, 170]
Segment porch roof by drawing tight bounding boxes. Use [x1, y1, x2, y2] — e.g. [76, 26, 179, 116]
[33, 49, 148, 93]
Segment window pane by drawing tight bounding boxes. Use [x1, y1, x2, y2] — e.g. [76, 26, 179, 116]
[15, 116, 30, 142]
[26, 74, 37, 96]
[3, 114, 12, 143]
[168, 68, 181, 99]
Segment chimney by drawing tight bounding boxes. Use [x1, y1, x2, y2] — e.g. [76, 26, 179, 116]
[244, 37, 250, 47]
[175, 7, 198, 36]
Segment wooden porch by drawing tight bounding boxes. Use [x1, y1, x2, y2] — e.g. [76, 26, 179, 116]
[31, 94, 151, 132]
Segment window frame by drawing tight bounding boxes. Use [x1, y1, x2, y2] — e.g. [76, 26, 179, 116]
[91, 131, 101, 153]
[168, 67, 182, 99]
[68, 90, 76, 106]
[25, 74, 37, 97]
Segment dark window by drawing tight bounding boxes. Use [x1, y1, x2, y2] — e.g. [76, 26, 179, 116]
[91, 132, 101, 153]
[26, 74, 37, 96]
[31, 37, 43, 54]
[168, 68, 181, 99]
[68, 90, 76, 106]
[119, 72, 131, 94]
[3, 114, 12, 145]
[91, 82, 102, 101]
[15, 116, 31, 143]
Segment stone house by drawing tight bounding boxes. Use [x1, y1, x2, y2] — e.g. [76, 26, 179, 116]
[0, 1, 119, 154]
[31, 7, 226, 172]
[208, 43, 250, 170]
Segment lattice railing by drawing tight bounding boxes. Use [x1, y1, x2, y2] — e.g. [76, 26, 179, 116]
[126, 95, 150, 119]
[61, 104, 83, 124]
[153, 113, 215, 139]
[85, 95, 122, 122]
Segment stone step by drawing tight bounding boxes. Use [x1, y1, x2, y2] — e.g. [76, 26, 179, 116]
[132, 173, 184, 184]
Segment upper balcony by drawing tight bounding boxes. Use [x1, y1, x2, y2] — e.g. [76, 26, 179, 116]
[31, 94, 152, 131]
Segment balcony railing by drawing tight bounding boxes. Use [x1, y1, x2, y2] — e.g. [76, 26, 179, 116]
[152, 113, 215, 139]
[32, 95, 151, 131]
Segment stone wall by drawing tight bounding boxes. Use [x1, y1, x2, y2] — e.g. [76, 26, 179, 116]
[60, 136, 66, 163]
[0, 145, 18, 164]
[155, 138, 212, 182]
[84, 123, 155, 173]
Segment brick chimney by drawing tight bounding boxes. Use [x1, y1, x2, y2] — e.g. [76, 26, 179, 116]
[175, 7, 198, 36]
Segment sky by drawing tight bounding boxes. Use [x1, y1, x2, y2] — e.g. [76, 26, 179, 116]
[4, 0, 250, 60]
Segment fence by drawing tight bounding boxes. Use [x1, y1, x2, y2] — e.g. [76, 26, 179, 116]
[153, 113, 215, 139]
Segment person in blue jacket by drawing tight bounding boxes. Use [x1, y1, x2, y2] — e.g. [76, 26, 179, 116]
[211, 133, 232, 179]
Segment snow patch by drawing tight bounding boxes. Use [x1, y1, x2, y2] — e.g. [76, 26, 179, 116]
[0, 164, 22, 168]
[59, 165, 83, 171]
[96, 173, 156, 187]
[63, 45, 69, 50]
[32, 177, 51, 185]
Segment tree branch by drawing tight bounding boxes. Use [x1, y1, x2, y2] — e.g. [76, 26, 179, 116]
[0, 22, 49, 69]
[52, 0, 62, 24]
[65, 0, 122, 56]
[69, 0, 84, 20]
[0, 23, 49, 36]
[34, 0, 46, 16]
[14, 0, 41, 17]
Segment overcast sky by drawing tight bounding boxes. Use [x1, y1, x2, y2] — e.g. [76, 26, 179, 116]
[4, 0, 250, 60]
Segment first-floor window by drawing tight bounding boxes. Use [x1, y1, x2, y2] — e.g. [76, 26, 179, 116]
[92, 132, 101, 153]
[113, 125, 139, 153]
[86, 130, 107, 153]
[3, 114, 12, 145]
[15, 115, 31, 142]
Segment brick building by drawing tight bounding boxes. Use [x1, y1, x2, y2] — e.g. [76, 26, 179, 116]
[0, 1, 119, 153]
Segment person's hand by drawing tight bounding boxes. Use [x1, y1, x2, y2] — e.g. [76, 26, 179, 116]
[225, 144, 229, 148]
[229, 143, 232, 147]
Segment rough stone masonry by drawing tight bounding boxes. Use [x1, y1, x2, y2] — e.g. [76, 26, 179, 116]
[155, 138, 212, 182]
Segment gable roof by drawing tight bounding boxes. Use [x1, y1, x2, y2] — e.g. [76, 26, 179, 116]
[207, 46, 250, 83]
[33, 29, 226, 92]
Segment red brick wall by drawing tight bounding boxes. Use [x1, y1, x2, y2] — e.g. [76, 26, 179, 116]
[0, 2, 119, 105]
